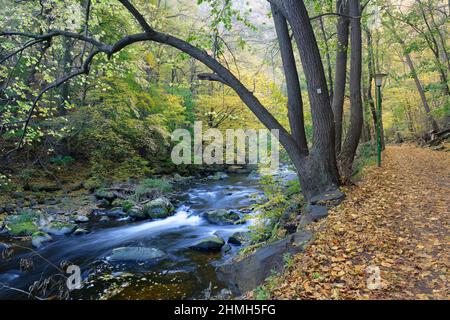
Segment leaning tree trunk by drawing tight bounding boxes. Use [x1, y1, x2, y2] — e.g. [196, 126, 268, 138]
[337, 0, 364, 183]
[331, 0, 350, 155]
[277, 0, 340, 201]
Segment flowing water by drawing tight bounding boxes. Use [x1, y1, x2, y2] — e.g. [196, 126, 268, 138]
[0, 173, 268, 299]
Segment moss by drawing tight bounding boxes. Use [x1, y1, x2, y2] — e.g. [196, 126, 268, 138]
[121, 200, 134, 212]
[83, 177, 102, 191]
[32, 231, 48, 237]
[48, 221, 74, 229]
[5, 211, 39, 236]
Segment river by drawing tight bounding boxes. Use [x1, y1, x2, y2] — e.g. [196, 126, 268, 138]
[0, 173, 269, 299]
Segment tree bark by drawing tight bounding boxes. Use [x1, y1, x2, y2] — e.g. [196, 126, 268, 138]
[271, 4, 309, 156]
[337, 0, 364, 183]
[364, 26, 378, 134]
[331, 0, 349, 155]
[275, 0, 340, 200]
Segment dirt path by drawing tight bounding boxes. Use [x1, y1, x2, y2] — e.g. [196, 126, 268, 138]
[266, 144, 449, 300]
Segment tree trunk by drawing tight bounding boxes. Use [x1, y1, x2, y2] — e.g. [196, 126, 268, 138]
[386, 11, 440, 132]
[319, 16, 334, 101]
[271, 4, 308, 155]
[59, 37, 72, 116]
[331, 0, 349, 155]
[337, 0, 363, 183]
[277, 0, 340, 199]
[364, 27, 378, 134]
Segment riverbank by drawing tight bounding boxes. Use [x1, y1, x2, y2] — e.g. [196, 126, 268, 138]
[254, 144, 449, 300]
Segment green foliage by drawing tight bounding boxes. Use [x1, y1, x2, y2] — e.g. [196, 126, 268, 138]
[133, 178, 172, 202]
[254, 271, 280, 300]
[5, 210, 39, 236]
[0, 172, 13, 191]
[353, 142, 377, 179]
[49, 155, 75, 166]
[140, 178, 172, 193]
[248, 175, 289, 244]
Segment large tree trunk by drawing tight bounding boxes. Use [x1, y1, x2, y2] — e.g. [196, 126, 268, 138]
[331, 0, 349, 155]
[271, 4, 309, 156]
[337, 0, 364, 183]
[277, 0, 340, 200]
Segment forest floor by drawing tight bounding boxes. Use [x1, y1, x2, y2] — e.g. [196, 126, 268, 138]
[260, 144, 449, 300]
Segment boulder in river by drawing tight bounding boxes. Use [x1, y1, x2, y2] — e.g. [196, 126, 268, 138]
[4, 212, 39, 236]
[217, 230, 313, 295]
[189, 236, 225, 252]
[142, 197, 175, 219]
[41, 221, 76, 236]
[74, 215, 89, 223]
[128, 205, 146, 219]
[73, 228, 89, 235]
[31, 232, 52, 248]
[228, 232, 251, 245]
[110, 247, 167, 262]
[210, 172, 228, 180]
[204, 209, 240, 225]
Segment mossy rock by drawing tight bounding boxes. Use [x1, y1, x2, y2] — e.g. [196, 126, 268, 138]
[111, 199, 123, 207]
[31, 184, 61, 192]
[121, 200, 134, 212]
[4, 211, 39, 236]
[228, 232, 251, 245]
[41, 221, 76, 236]
[94, 189, 116, 202]
[128, 205, 146, 219]
[142, 197, 175, 219]
[83, 178, 101, 192]
[190, 236, 225, 252]
[204, 209, 240, 225]
[31, 232, 52, 248]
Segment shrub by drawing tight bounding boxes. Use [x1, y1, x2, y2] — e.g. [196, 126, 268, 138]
[49, 155, 75, 166]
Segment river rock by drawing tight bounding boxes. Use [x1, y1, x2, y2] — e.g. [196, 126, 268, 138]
[217, 230, 313, 295]
[11, 191, 24, 199]
[73, 228, 89, 235]
[110, 247, 167, 262]
[94, 190, 117, 202]
[41, 222, 76, 236]
[204, 209, 240, 225]
[142, 197, 175, 219]
[228, 232, 251, 245]
[98, 208, 127, 218]
[128, 205, 146, 219]
[210, 172, 228, 180]
[97, 199, 110, 208]
[31, 183, 61, 192]
[99, 216, 110, 222]
[31, 232, 52, 248]
[74, 215, 89, 223]
[190, 236, 225, 252]
[222, 243, 232, 254]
